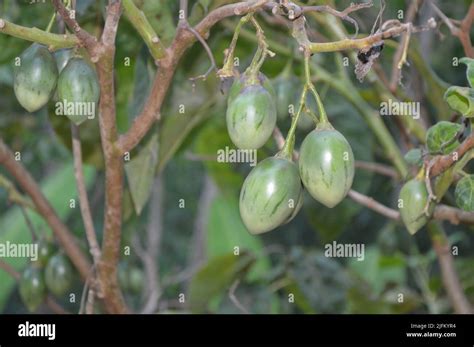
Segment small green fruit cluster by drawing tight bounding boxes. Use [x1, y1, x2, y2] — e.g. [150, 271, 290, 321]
[229, 76, 355, 234]
[13, 44, 99, 125]
[19, 238, 74, 312]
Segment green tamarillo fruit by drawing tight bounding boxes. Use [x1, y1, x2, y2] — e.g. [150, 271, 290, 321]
[118, 262, 144, 294]
[283, 188, 304, 224]
[399, 178, 431, 234]
[19, 265, 46, 312]
[296, 90, 317, 131]
[54, 48, 74, 74]
[227, 72, 276, 106]
[239, 156, 302, 234]
[44, 253, 74, 297]
[34, 238, 56, 268]
[226, 82, 277, 150]
[13, 43, 58, 112]
[274, 75, 299, 121]
[57, 57, 100, 125]
[299, 123, 355, 208]
[128, 267, 145, 294]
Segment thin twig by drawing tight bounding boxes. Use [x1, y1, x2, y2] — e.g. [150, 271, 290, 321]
[431, 2, 474, 58]
[139, 176, 164, 314]
[79, 277, 90, 314]
[347, 189, 474, 226]
[178, 0, 217, 83]
[179, 0, 189, 24]
[348, 189, 400, 220]
[355, 160, 399, 179]
[428, 222, 473, 314]
[389, 0, 421, 92]
[51, 0, 98, 52]
[229, 279, 250, 314]
[71, 124, 101, 267]
[85, 288, 95, 314]
[0, 259, 20, 280]
[0, 174, 36, 210]
[19, 205, 37, 241]
[186, 25, 218, 82]
[302, 1, 373, 38]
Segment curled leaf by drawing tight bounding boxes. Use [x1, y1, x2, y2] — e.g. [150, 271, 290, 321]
[460, 57, 474, 89]
[444, 86, 474, 117]
[426, 121, 462, 154]
[455, 175, 474, 211]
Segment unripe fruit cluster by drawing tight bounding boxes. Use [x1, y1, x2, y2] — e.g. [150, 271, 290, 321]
[226, 73, 355, 235]
[18, 238, 74, 312]
[13, 44, 100, 125]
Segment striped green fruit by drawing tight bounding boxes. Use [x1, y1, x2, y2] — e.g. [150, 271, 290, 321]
[239, 157, 302, 234]
[226, 84, 276, 150]
[297, 91, 317, 131]
[54, 48, 74, 73]
[274, 75, 298, 121]
[57, 57, 100, 125]
[45, 253, 74, 297]
[227, 72, 276, 106]
[13, 44, 58, 112]
[19, 265, 46, 312]
[399, 179, 430, 234]
[34, 238, 56, 268]
[299, 124, 355, 208]
[284, 188, 304, 224]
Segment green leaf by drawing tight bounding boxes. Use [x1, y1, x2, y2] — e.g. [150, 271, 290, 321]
[194, 121, 244, 195]
[116, 48, 154, 133]
[125, 134, 159, 215]
[444, 86, 474, 117]
[349, 246, 406, 296]
[426, 121, 462, 154]
[404, 148, 423, 167]
[455, 175, 474, 211]
[207, 194, 270, 281]
[284, 249, 351, 313]
[188, 252, 255, 313]
[283, 279, 316, 314]
[460, 57, 474, 88]
[156, 97, 218, 174]
[347, 285, 420, 314]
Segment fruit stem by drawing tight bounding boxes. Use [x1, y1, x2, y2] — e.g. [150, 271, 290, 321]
[220, 13, 253, 77]
[245, 45, 263, 85]
[280, 85, 308, 159]
[281, 56, 293, 78]
[415, 167, 425, 181]
[304, 53, 329, 125]
[45, 12, 57, 33]
[245, 16, 271, 85]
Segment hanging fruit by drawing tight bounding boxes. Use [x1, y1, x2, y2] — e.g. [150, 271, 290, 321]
[13, 43, 58, 112]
